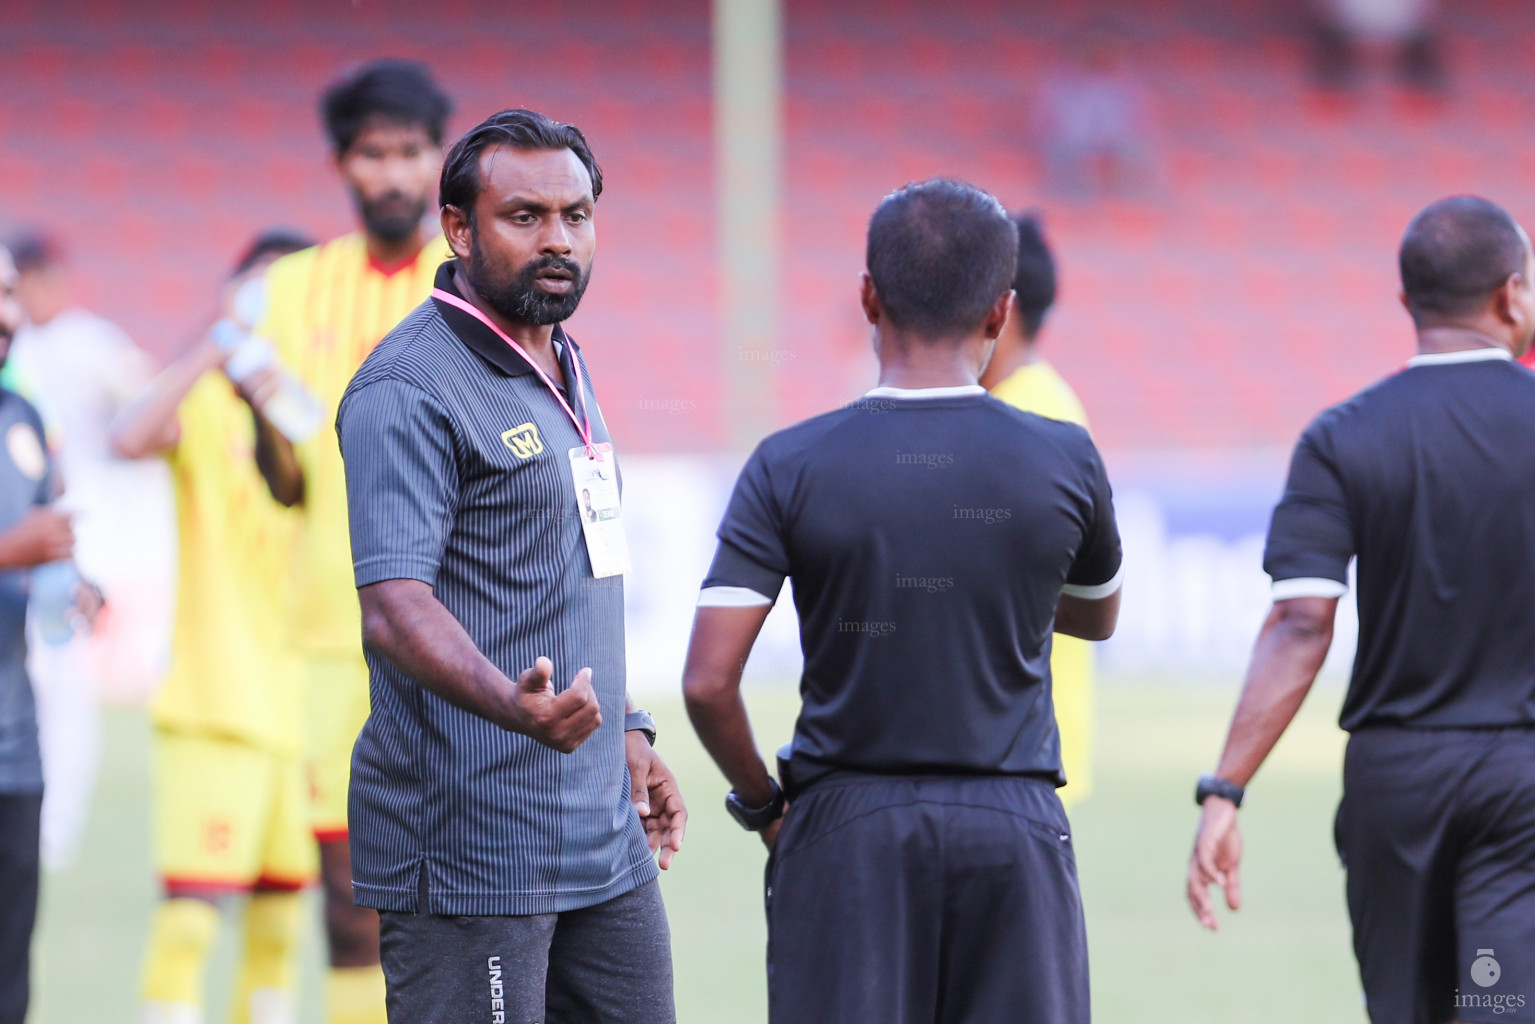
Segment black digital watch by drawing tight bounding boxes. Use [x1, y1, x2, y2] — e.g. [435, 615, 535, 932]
[1195, 773, 1246, 808]
[725, 778, 786, 832]
[624, 710, 657, 746]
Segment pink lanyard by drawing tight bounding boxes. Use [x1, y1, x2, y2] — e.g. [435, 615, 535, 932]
[432, 287, 596, 457]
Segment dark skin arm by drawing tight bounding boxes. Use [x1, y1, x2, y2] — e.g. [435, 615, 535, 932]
[359, 578, 601, 752]
[247, 371, 304, 507]
[111, 275, 256, 460]
[362, 577, 686, 863]
[624, 702, 688, 869]
[683, 587, 1123, 850]
[1186, 596, 1337, 930]
[109, 339, 224, 459]
[0, 507, 74, 569]
[682, 604, 783, 848]
[112, 338, 298, 503]
[1056, 588, 1122, 641]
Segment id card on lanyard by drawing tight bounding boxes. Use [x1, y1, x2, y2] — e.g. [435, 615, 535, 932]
[433, 287, 632, 578]
[569, 441, 630, 577]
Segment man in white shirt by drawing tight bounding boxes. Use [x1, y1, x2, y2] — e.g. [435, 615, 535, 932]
[6, 230, 174, 867]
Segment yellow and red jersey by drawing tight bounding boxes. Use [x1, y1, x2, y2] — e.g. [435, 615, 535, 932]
[152, 375, 301, 754]
[256, 233, 447, 656]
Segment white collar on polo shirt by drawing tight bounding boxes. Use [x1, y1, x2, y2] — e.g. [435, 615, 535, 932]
[864, 384, 988, 399]
[1406, 347, 1513, 367]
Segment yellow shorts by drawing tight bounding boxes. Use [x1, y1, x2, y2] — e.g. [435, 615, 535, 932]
[304, 655, 371, 841]
[1051, 634, 1096, 810]
[151, 729, 316, 892]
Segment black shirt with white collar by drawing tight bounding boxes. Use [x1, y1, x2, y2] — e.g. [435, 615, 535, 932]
[1265, 347, 1535, 731]
[701, 384, 1123, 790]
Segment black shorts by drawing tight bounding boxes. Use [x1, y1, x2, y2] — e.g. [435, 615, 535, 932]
[765, 773, 1088, 1024]
[378, 879, 674, 1024]
[1336, 726, 1535, 1024]
[0, 789, 42, 1024]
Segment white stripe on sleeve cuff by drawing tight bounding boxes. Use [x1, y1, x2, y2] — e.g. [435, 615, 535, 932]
[697, 585, 775, 608]
[1270, 577, 1348, 601]
[1060, 563, 1125, 600]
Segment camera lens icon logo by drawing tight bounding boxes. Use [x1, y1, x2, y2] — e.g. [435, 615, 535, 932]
[1472, 949, 1501, 989]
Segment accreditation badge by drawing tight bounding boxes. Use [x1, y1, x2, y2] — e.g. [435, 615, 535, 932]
[569, 442, 630, 578]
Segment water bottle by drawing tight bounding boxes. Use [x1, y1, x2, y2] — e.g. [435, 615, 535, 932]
[211, 278, 324, 443]
[31, 560, 80, 646]
[230, 275, 267, 331]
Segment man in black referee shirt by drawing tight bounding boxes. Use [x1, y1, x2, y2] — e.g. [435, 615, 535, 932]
[684, 179, 1123, 1024]
[1187, 196, 1535, 1023]
[337, 109, 685, 1023]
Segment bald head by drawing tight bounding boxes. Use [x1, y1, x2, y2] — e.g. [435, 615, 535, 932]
[1400, 197, 1531, 326]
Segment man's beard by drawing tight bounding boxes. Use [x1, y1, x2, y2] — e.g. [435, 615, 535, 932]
[465, 234, 591, 326]
[356, 189, 428, 245]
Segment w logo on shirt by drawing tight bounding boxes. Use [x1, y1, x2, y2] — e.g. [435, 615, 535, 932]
[501, 422, 544, 459]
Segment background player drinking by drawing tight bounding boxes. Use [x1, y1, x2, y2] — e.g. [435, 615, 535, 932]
[248, 59, 452, 1024]
[111, 231, 316, 1024]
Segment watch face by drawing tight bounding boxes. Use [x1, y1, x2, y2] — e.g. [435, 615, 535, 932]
[725, 793, 754, 830]
[725, 784, 783, 831]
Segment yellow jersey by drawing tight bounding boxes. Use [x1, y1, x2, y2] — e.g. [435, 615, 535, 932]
[151, 374, 301, 754]
[990, 359, 1096, 806]
[257, 233, 447, 656]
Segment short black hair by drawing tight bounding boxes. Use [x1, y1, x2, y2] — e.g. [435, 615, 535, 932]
[439, 108, 603, 217]
[321, 58, 452, 154]
[231, 228, 315, 277]
[1400, 196, 1529, 324]
[4, 229, 62, 274]
[1011, 212, 1057, 339]
[865, 179, 1017, 339]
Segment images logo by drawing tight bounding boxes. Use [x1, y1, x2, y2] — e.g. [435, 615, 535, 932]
[502, 422, 544, 459]
[1454, 948, 1526, 1016]
[1474, 950, 1502, 989]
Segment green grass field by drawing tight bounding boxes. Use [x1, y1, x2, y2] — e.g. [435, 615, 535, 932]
[31, 676, 1367, 1023]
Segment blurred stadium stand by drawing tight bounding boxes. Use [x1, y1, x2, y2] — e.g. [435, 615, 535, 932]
[3, 0, 1533, 457]
[0, 0, 716, 450]
[782, 0, 1535, 450]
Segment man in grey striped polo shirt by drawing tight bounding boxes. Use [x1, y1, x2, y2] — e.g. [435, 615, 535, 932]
[337, 109, 686, 1023]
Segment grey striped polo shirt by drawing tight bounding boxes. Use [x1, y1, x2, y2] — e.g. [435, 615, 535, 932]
[336, 260, 655, 915]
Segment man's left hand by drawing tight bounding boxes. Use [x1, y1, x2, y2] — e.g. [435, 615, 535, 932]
[627, 732, 687, 869]
[1186, 796, 1243, 930]
[759, 813, 786, 852]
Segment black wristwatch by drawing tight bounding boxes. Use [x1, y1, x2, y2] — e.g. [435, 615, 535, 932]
[624, 710, 657, 746]
[1195, 773, 1245, 808]
[726, 778, 786, 832]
